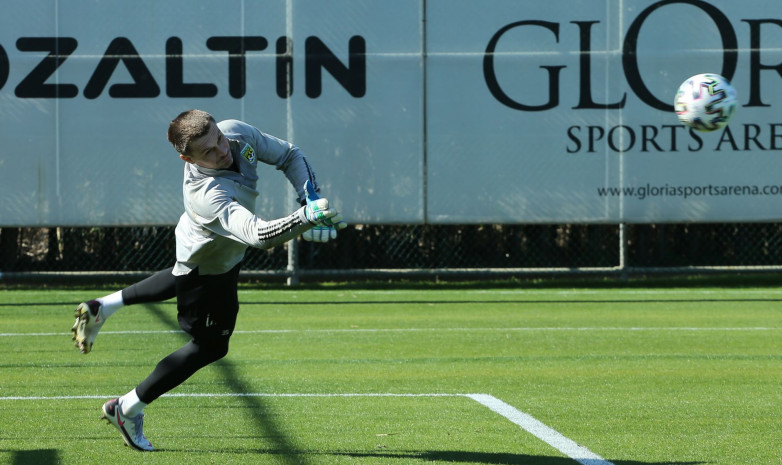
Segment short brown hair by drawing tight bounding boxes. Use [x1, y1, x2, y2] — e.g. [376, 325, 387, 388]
[167, 109, 215, 155]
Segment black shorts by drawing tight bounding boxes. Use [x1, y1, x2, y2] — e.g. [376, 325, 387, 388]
[174, 264, 241, 344]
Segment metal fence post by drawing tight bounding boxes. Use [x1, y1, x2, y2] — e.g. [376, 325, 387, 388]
[618, 223, 628, 279]
[287, 238, 300, 286]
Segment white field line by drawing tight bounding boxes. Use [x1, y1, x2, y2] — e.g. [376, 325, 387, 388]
[0, 392, 461, 401]
[252, 288, 782, 295]
[467, 394, 614, 465]
[0, 326, 778, 337]
[0, 392, 611, 464]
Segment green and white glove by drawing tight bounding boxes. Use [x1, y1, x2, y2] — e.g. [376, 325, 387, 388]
[302, 180, 347, 243]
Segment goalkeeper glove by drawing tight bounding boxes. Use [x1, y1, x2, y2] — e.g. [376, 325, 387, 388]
[302, 180, 347, 243]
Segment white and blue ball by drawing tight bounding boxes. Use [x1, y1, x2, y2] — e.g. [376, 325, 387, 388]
[674, 73, 737, 132]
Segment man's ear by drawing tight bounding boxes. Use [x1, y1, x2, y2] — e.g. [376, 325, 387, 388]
[180, 154, 194, 164]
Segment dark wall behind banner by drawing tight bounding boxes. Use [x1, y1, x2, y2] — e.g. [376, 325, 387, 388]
[0, 0, 780, 227]
[5, 223, 782, 275]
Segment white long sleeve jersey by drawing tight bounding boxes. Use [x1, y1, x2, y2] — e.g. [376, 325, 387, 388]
[173, 119, 317, 276]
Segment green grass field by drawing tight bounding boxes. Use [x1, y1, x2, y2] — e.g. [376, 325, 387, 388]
[0, 285, 780, 464]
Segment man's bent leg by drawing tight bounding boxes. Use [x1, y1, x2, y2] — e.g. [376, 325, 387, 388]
[73, 267, 177, 354]
[102, 265, 239, 450]
[134, 264, 240, 404]
[122, 267, 177, 305]
[135, 339, 229, 403]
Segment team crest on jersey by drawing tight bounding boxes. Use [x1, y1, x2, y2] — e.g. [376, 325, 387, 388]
[241, 144, 256, 163]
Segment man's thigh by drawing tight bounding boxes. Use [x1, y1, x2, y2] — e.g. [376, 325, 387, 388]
[175, 264, 241, 341]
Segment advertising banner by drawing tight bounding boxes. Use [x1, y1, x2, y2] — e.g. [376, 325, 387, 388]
[427, 0, 782, 223]
[0, 0, 780, 225]
[0, 0, 424, 225]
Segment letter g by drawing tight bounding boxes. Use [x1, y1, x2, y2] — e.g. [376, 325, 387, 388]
[484, 21, 566, 111]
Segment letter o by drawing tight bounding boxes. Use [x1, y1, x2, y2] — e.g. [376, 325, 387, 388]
[608, 125, 636, 152]
[622, 0, 737, 111]
[0, 44, 8, 90]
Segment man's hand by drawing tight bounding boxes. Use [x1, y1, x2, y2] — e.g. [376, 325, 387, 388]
[302, 180, 347, 243]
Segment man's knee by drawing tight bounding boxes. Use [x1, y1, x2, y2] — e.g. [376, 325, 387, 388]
[196, 338, 230, 364]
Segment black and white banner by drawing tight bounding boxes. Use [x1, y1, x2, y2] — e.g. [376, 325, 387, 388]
[0, 0, 779, 225]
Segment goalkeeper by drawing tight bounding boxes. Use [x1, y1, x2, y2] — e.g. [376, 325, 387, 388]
[70, 109, 346, 451]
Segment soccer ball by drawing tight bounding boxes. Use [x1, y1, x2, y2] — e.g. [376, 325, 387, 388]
[674, 73, 737, 132]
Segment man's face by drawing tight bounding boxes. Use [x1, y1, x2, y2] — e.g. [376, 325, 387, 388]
[180, 121, 233, 170]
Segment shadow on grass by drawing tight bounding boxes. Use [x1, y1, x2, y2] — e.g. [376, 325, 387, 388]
[138, 447, 705, 465]
[134, 305, 707, 465]
[330, 450, 705, 465]
[6, 449, 59, 465]
[144, 303, 311, 465]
